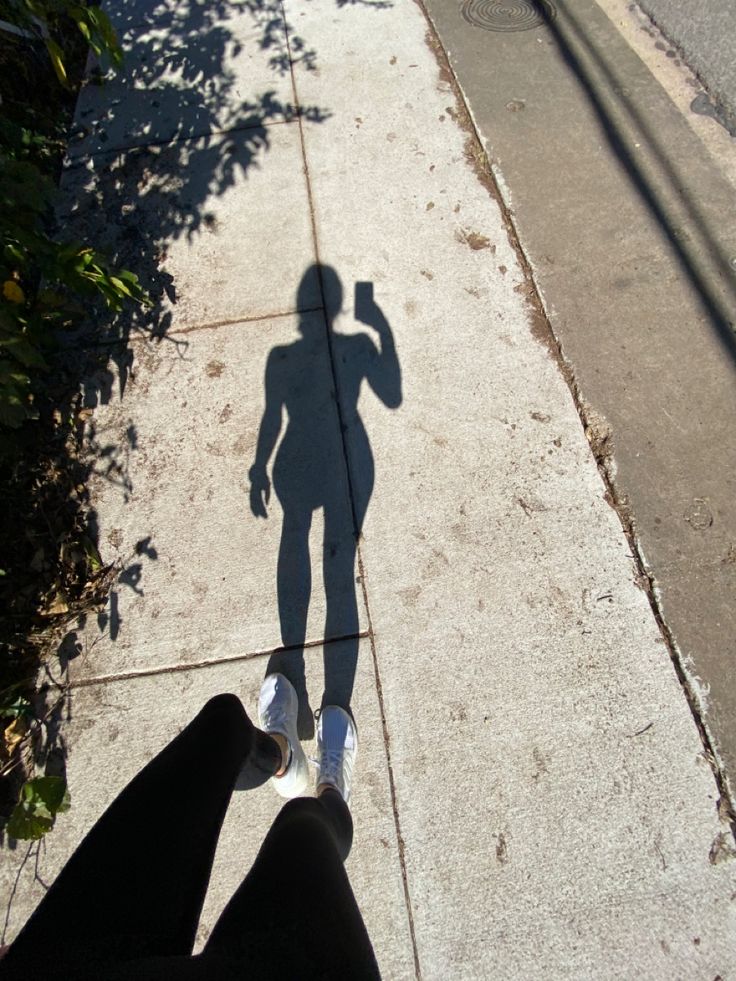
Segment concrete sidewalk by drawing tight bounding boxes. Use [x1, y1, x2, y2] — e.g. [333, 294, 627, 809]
[1, 0, 735, 976]
[424, 0, 736, 814]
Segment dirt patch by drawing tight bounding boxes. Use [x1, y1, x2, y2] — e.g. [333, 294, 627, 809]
[456, 228, 494, 251]
[584, 408, 613, 461]
[205, 360, 225, 378]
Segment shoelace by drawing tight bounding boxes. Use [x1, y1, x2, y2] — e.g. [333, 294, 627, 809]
[262, 703, 289, 734]
[319, 748, 353, 788]
[308, 748, 351, 772]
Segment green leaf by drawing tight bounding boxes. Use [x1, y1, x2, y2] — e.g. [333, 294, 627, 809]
[24, 776, 70, 815]
[0, 696, 32, 719]
[109, 276, 132, 297]
[6, 807, 53, 840]
[44, 38, 69, 89]
[116, 269, 140, 284]
[0, 396, 35, 428]
[81, 535, 102, 571]
[7, 777, 71, 840]
[4, 243, 24, 264]
[0, 334, 48, 369]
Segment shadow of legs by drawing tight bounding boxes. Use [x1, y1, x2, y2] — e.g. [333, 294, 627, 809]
[268, 508, 314, 739]
[322, 507, 360, 710]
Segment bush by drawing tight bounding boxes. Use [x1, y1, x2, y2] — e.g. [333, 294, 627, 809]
[0, 0, 146, 839]
[1, 0, 145, 438]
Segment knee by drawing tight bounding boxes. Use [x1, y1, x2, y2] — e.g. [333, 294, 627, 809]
[274, 797, 333, 845]
[274, 796, 353, 862]
[278, 796, 323, 822]
[200, 693, 252, 737]
[203, 692, 245, 717]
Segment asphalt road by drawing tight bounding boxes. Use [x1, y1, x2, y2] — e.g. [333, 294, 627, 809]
[636, 0, 736, 130]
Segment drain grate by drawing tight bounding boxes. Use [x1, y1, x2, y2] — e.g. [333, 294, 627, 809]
[461, 0, 556, 32]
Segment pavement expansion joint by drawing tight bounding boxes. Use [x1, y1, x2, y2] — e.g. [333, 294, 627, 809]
[283, 21, 422, 965]
[74, 115, 299, 163]
[69, 631, 371, 689]
[167, 305, 326, 336]
[68, 305, 327, 352]
[356, 546, 423, 979]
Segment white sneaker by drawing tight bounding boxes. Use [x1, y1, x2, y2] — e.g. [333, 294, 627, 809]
[317, 706, 358, 805]
[258, 673, 309, 798]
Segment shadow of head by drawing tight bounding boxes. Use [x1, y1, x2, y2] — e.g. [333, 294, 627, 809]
[296, 262, 343, 327]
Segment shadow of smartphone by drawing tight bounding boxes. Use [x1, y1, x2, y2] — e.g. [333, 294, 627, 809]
[355, 281, 373, 322]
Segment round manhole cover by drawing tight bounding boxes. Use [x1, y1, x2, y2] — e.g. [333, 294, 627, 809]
[461, 0, 556, 32]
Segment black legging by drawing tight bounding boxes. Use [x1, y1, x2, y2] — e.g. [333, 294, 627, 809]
[1, 694, 380, 980]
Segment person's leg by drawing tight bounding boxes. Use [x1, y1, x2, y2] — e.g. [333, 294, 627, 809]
[200, 702, 376, 980]
[202, 791, 378, 980]
[3, 694, 276, 969]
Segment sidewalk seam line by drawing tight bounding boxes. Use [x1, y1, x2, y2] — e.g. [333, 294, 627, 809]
[64, 306, 325, 352]
[357, 541, 424, 981]
[282, 8, 423, 977]
[69, 632, 370, 689]
[65, 116, 298, 165]
[167, 306, 324, 335]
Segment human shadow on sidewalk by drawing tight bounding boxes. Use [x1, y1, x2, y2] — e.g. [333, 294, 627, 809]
[248, 265, 401, 738]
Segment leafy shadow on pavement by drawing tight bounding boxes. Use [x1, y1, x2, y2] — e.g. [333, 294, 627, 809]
[48, 0, 334, 650]
[60, 0, 330, 348]
[249, 265, 401, 738]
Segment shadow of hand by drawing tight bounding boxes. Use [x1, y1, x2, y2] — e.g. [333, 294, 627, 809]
[248, 466, 271, 518]
[355, 282, 389, 334]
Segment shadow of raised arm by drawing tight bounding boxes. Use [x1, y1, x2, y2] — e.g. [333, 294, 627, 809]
[355, 289, 402, 409]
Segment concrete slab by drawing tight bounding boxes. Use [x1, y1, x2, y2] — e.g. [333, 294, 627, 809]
[67, 311, 364, 683]
[653, 557, 736, 750]
[287, 0, 736, 973]
[61, 124, 321, 330]
[420, 0, 736, 797]
[0, 642, 416, 979]
[69, 0, 306, 158]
